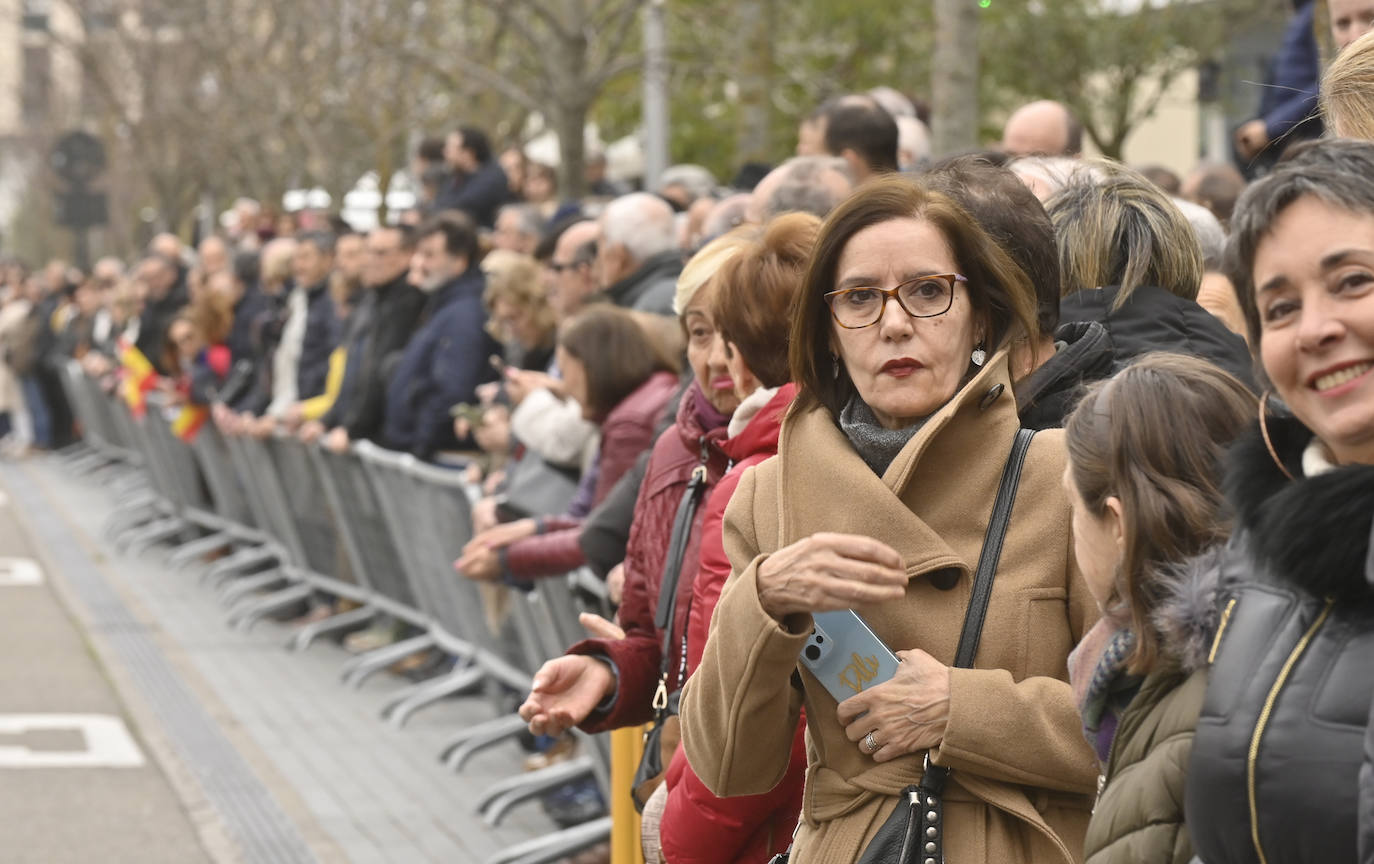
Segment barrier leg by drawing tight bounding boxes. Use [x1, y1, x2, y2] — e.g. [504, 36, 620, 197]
[382, 663, 488, 730]
[339, 634, 436, 689]
[475, 755, 598, 825]
[482, 816, 613, 864]
[226, 583, 313, 631]
[286, 604, 377, 652]
[167, 531, 234, 569]
[202, 545, 279, 588]
[440, 713, 530, 771]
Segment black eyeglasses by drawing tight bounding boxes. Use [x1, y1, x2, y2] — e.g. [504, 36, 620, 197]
[824, 274, 967, 329]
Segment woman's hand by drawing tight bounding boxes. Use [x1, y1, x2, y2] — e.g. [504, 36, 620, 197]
[519, 655, 616, 736]
[756, 532, 907, 622]
[836, 649, 951, 763]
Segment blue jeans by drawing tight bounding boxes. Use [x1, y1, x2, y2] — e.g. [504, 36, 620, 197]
[21, 376, 51, 448]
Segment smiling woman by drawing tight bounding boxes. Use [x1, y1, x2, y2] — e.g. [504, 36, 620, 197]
[679, 176, 1100, 864]
[1185, 139, 1374, 864]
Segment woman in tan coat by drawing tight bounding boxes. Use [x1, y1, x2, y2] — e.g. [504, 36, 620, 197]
[679, 177, 1100, 864]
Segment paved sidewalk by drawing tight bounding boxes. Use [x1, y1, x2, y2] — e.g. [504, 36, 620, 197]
[0, 454, 563, 863]
[0, 474, 212, 864]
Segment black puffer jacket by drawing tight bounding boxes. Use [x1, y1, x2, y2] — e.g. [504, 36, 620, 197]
[1186, 413, 1374, 864]
[1058, 284, 1256, 391]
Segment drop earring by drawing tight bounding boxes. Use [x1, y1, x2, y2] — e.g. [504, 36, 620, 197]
[830, 353, 840, 379]
[971, 341, 987, 367]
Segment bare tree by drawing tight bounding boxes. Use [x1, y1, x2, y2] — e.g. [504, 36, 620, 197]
[932, 0, 979, 157]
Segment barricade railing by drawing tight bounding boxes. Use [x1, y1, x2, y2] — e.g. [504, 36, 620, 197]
[72, 375, 612, 863]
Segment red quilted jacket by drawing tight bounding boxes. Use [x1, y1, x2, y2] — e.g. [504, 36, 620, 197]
[566, 380, 730, 732]
[660, 384, 806, 864]
[503, 371, 679, 580]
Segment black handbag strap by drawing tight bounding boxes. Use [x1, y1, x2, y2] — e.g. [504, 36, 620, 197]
[921, 427, 1034, 808]
[953, 427, 1035, 669]
[649, 448, 712, 712]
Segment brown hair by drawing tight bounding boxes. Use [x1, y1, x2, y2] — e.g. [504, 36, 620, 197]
[559, 305, 676, 422]
[187, 290, 233, 346]
[711, 212, 820, 388]
[789, 175, 1039, 418]
[1064, 353, 1256, 674]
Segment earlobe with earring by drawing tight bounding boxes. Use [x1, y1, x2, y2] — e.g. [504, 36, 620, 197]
[830, 353, 840, 380]
[971, 340, 987, 367]
[1259, 390, 1296, 481]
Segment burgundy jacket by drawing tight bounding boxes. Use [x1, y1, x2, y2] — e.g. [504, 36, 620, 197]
[503, 370, 679, 581]
[661, 384, 806, 864]
[566, 380, 730, 732]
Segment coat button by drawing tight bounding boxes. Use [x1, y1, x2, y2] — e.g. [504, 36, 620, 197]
[979, 384, 1005, 411]
[929, 569, 958, 591]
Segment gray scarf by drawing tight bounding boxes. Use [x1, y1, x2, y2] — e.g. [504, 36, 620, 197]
[838, 396, 927, 476]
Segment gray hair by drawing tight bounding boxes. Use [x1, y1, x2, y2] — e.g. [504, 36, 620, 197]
[658, 164, 717, 203]
[763, 156, 854, 221]
[499, 203, 544, 238]
[1172, 197, 1227, 272]
[602, 193, 678, 262]
[1228, 138, 1374, 346]
[295, 230, 336, 256]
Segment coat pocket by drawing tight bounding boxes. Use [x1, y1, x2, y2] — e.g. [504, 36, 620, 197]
[1019, 586, 1070, 680]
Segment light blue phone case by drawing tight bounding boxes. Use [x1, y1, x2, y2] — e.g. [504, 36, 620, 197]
[800, 609, 900, 703]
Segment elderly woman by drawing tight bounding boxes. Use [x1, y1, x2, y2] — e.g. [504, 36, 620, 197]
[1185, 140, 1374, 864]
[679, 176, 1099, 864]
[482, 250, 558, 372]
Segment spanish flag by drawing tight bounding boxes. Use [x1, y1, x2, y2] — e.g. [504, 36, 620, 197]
[170, 404, 208, 442]
[118, 341, 157, 418]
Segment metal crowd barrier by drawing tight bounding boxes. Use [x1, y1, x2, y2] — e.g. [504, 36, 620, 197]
[67, 373, 613, 864]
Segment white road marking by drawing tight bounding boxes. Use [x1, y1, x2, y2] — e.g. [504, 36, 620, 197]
[0, 714, 145, 767]
[0, 557, 43, 586]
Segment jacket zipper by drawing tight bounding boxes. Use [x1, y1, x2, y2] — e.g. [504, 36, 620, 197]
[1207, 596, 1237, 664]
[1245, 598, 1334, 864]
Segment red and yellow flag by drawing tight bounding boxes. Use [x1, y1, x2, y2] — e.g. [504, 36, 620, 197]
[170, 404, 208, 442]
[118, 341, 158, 418]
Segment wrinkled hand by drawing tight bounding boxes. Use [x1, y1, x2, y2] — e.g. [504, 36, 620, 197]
[281, 403, 304, 432]
[298, 420, 325, 444]
[475, 381, 502, 406]
[455, 543, 500, 582]
[463, 519, 536, 556]
[1234, 119, 1270, 161]
[606, 562, 626, 606]
[321, 426, 350, 453]
[519, 655, 615, 736]
[837, 649, 951, 763]
[472, 496, 500, 534]
[504, 369, 559, 406]
[756, 532, 907, 622]
[246, 414, 278, 439]
[579, 612, 625, 640]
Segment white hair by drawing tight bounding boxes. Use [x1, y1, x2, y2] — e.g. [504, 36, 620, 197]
[1172, 197, 1227, 272]
[896, 116, 931, 170]
[602, 193, 678, 262]
[867, 86, 915, 119]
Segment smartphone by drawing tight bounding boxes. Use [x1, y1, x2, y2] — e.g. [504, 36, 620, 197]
[800, 610, 900, 704]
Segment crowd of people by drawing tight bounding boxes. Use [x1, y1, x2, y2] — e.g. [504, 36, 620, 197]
[4, 4, 1374, 863]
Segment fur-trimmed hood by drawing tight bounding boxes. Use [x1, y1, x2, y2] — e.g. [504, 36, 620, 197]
[1149, 546, 1225, 675]
[1225, 414, 1374, 602]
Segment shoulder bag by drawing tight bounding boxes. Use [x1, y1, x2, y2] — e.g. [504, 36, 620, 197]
[771, 427, 1036, 864]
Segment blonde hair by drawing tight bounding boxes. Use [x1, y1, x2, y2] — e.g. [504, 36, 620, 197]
[481, 250, 556, 348]
[672, 229, 755, 317]
[1323, 29, 1374, 139]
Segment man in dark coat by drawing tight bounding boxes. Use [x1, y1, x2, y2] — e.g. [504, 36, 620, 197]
[134, 252, 187, 375]
[382, 212, 500, 460]
[306, 224, 427, 449]
[1234, 0, 1324, 175]
[433, 126, 509, 229]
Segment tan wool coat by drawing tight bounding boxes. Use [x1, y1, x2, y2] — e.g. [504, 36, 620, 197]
[679, 355, 1100, 864]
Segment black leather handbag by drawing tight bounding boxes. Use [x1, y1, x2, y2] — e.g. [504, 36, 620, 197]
[771, 428, 1035, 864]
